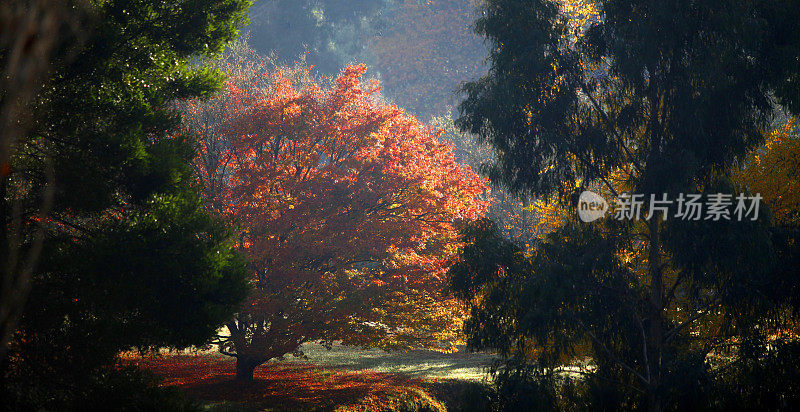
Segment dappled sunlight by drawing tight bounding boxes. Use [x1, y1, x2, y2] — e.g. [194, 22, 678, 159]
[130, 353, 459, 411]
[5, 0, 800, 410]
[278, 343, 496, 381]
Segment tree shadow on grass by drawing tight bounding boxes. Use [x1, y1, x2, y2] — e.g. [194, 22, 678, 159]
[282, 343, 496, 380]
[131, 354, 439, 411]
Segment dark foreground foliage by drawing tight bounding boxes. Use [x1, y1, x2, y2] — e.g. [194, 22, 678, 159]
[1, 0, 251, 409]
[4, 364, 199, 412]
[453, 0, 800, 410]
[462, 340, 800, 411]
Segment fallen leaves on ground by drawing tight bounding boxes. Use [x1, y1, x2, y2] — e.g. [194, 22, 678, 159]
[126, 354, 447, 411]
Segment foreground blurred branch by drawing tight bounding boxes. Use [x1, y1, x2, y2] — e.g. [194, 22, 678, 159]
[0, 0, 84, 360]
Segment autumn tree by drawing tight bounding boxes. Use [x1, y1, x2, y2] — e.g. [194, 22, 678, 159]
[735, 118, 800, 227]
[452, 0, 800, 410]
[180, 39, 316, 214]
[189, 63, 488, 381]
[733, 117, 800, 323]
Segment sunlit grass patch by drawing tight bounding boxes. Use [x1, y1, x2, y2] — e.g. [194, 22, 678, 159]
[280, 342, 496, 381]
[129, 353, 483, 411]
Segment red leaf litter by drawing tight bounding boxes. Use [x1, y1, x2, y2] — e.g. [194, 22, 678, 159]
[125, 353, 442, 411]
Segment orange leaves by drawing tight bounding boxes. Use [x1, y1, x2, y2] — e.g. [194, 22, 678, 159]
[192, 62, 489, 350]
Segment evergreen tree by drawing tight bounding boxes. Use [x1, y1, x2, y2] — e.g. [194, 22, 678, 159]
[1, 0, 252, 408]
[453, 0, 800, 410]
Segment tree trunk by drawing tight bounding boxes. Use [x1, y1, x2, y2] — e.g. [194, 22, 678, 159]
[647, 216, 664, 412]
[235, 356, 259, 382]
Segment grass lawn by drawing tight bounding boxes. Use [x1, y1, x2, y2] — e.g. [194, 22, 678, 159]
[279, 343, 496, 381]
[129, 344, 496, 411]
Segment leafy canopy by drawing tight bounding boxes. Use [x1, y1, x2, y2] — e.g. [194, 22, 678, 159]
[4, 0, 252, 407]
[187, 62, 488, 377]
[453, 0, 800, 409]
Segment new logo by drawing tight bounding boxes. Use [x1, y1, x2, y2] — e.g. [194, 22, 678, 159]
[577, 190, 609, 223]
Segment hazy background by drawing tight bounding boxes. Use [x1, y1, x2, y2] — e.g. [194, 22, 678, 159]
[242, 0, 488, 119]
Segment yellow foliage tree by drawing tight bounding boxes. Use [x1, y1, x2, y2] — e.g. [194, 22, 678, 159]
[735, 118, 800, 226]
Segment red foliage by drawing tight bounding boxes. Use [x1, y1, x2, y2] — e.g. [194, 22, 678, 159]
[189, 63, 489, 368]
[131, 354, 440, 411]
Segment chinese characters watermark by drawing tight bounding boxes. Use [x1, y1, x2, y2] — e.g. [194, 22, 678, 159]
[577, 191, 762, 223]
